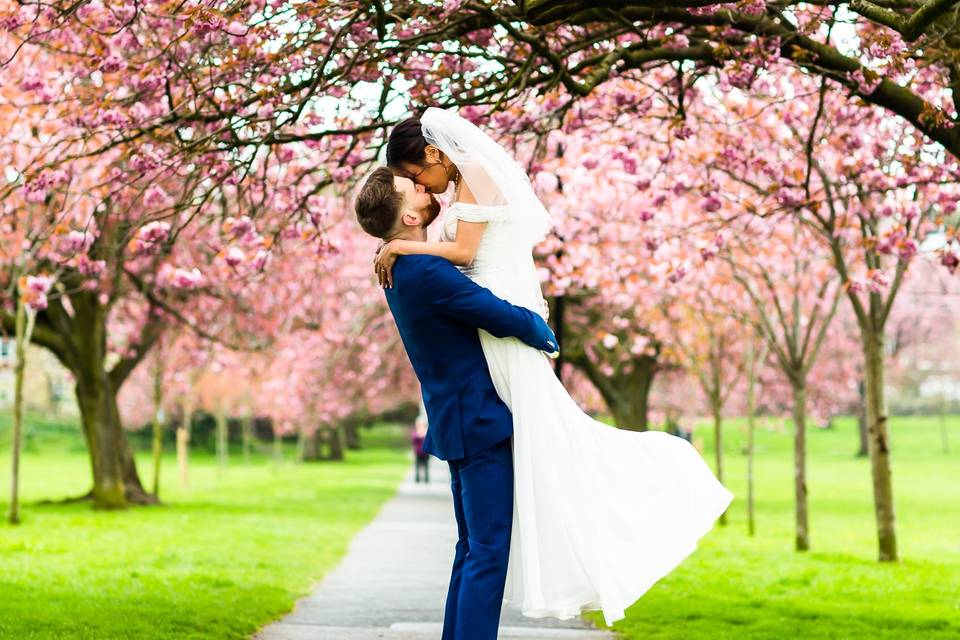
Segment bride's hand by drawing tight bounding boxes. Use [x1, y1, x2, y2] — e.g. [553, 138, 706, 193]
[374, 240, 401, 288]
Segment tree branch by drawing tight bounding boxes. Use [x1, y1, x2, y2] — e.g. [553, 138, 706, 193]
[850, 0, 959, 40]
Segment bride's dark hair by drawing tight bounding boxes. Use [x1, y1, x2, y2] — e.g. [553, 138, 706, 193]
[386, 117, 428, 167]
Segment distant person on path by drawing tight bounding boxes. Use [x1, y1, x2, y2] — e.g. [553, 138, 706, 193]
[412, 399, 429, 483]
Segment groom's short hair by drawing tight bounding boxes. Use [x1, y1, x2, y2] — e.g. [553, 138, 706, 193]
[355, 166, 404, 239]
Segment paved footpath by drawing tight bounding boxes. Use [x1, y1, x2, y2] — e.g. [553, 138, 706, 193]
[255, 453, 618, 640]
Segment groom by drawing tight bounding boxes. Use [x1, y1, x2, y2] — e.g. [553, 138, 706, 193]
[355, 166, 558, 640]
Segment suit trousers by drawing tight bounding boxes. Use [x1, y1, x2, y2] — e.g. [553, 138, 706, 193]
[442, 435, 514, 640]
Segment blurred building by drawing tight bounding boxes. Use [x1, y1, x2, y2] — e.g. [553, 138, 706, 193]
[888, 329, 960, 415]
[0, 339, 79, 416]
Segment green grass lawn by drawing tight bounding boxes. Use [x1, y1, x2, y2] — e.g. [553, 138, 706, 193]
[0, 413, 412, 640]
[581, 414, 960, 639]
[2, 412, 958, 640]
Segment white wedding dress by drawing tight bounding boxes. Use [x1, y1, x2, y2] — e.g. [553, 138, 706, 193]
[439, 201, 735, 627]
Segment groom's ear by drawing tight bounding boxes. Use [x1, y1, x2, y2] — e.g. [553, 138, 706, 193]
[399, 209, 423, 228]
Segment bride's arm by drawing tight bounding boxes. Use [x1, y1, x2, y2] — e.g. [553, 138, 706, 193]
[376, 178, 486, 288]
[375, 220, 487, 288]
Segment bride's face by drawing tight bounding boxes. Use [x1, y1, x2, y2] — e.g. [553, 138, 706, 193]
[397, 146, 454, 195]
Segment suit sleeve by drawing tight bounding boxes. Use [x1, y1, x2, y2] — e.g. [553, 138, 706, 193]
[421, 259, 557, 352]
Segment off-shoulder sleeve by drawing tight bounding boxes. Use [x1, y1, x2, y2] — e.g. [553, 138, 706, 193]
[448, 201, 512, 224]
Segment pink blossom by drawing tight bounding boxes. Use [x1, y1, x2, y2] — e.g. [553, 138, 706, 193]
[57, 230, 95, 254]
[668, 262, 689, 283]
[99, 54, 127, 73]
[897, 239, 917, 261]
[143, 185, 173, 209]
[191, 9, 226, 34]
[849, 68, 882, 95]
[158, 264, 203, 290]
[25, 274, 54, 294]
[77, 256, 107, 277]
[224, 246, 245, 267]
[740, 0, 766, 17]
[942, 250, 959, 274]
[867, 269, 889, 293]
[643, 232, 663, 251]
[223, 216, 254, 239]
[252, 249, 271, 271]
[1, 11, 24, 31]
[19, 68, 45, 92]
[129, 221, 171, 255]
[331, 166, 353, 183]
[19, 274, 54, 311]
[702, 194, 722, 212]
[630, 335, 650, 355]
[534, 171, 559, 193]
[129, 102, 153, 123]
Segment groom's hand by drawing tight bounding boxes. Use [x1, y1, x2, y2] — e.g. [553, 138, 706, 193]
[539, 322, 560, 360]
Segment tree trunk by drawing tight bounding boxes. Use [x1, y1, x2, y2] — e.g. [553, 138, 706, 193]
[857, 377, 869, 457]
[178, 401, 193, 488]
[862, 328, 898, 561]
[327, 425, 345, 461]
[8, 299, 34, 525]
[939, 390, 950, 455]
[151, 355, 164, 498]
[745, 337, 756, 538]
[176, 427, 189, 488]
[344, 420, 362, 450]
[712, 399, 727, 526]
[576, 355, 657, 431]
[746, 414, 755, 537]
[792, 382, 810, 551]
[242, 412, 253, 463]
[553, 295, 565, 381]
[54, 291, 156, 509]
[215, 405, 228, 477]
[74, 366, 153, 508]
[300, 428, 322, 461]
[608, 385, 651, 431]
[272, 427, 283, 470]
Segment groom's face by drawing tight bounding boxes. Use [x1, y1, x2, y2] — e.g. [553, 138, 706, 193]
[393, 176, 442, 228]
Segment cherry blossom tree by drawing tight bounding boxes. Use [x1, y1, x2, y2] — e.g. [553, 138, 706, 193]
[0, 22, 364, 507]
[518, 77, 725, 430]
[6, 2, 959, 155]
[665, 278, 753, 526]
[693, 67, 960, 561]
[720, 207, 844, 551]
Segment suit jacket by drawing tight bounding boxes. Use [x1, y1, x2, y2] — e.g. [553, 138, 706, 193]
[384, 254, 556, 461]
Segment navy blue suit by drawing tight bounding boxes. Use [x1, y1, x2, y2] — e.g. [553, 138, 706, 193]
[384, 254, 556, 640]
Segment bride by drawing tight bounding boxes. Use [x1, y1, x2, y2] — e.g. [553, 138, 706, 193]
[376, 106, 734, 627]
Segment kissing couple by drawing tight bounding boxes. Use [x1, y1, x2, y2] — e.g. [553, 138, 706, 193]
[354, 107, 734, 640]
